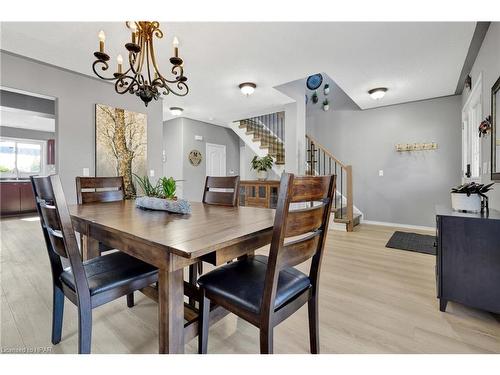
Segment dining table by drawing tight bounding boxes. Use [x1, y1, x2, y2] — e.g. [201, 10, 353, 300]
[69, 199, 275, 353]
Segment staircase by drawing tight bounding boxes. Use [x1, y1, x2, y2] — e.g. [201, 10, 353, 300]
[239, 112, 285, 164]
[306, 134, 361, 232]
[232, 111, 286, 176]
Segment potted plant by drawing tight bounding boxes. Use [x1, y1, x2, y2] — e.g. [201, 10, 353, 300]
[451, 182, 493, 213]
[324, 83, 330, 95]
[323, 99, 330, 111]
[312, 91, 319, 104]
[133, 174, 191, 214]
[251, 155, 274, 181]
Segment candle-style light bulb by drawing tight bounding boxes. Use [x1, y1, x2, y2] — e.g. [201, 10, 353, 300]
[173, 36, 179, 57]
[117, 54, 123, 74]
[130, 22, 138, 44]
[98, 30, 106, 53]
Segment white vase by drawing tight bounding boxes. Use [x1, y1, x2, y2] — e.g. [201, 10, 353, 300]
[257, 170, 268, 181]
[451, 193, 481, 213]
[323, 104, 329, 111]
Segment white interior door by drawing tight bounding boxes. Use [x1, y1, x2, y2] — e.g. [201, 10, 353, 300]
[206, 143, 226, 177]
[462, 74, 482, 182]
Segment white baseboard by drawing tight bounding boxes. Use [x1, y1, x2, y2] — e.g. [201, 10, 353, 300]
[361, 219, 435, 232]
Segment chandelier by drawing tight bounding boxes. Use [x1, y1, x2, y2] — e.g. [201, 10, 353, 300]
[92, 21, 189, 106]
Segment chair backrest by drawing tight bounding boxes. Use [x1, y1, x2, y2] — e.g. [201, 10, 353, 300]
[202, 176, 240, 207]
[261, 173, 336, 316]
[76, 176, 125, 204]
[32, 175, 90, 297]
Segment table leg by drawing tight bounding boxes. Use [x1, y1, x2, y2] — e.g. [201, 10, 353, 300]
[82, 234, 99, 261]
[158, 267, 185, 354]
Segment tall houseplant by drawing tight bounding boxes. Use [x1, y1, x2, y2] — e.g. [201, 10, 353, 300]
[251, 155, 274, 180]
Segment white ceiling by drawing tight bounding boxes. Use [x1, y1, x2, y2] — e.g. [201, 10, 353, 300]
[0, 22, 475, 125]
[0, 108, 55, 132]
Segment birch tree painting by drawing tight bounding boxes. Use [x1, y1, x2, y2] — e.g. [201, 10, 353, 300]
[95, 104, 147, 198]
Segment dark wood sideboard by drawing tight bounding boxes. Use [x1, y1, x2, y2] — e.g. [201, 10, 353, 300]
[436, 206, 500, 314]
[239, 180, 280, 209]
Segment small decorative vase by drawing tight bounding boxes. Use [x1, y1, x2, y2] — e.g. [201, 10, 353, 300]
[451, 193, 481, 213]
[323, 104, 329, 111]
[257, 170, 268, 181]
[324, 84, 330, 95]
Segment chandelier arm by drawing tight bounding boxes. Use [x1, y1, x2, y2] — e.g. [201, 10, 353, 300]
[128, 52, 140, 75]
[92, 60, 117, 81]
[145, 40, 153, 85]
[115, 75, 139, 94]
[148, 35, 163, 77]
[137, 33, 146, 76]
[168, 83, 190, 96]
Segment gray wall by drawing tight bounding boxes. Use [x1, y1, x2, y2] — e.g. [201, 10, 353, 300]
[307, 95, 462, 227]
[0, 89, 55, 116]
[0, 51, 163, 203]
[0, 125, 55, 141]
[163, 117, 240, 201]
[464, 22, 500, 209]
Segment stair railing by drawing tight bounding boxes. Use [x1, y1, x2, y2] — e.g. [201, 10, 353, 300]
[306, 134, 354, 231]
[239, 111, 285, 165]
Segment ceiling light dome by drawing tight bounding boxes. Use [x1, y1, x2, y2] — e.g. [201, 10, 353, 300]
[169, 107, 183, 116]
[368, 87, 388, 100]
[239, 82, 256, 96]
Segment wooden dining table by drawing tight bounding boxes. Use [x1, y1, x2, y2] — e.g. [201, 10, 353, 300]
[69, 200, 275, 353]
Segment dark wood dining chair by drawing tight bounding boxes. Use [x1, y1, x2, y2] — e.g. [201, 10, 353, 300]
[202, 176, 240, 206]
[197, 173, 336, 354]
[32, 175, 158, 354]
[187, 176, 241, 307]
[76, 176, 137, 307]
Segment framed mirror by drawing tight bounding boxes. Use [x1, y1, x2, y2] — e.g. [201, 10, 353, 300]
[492, 76, 500, 181]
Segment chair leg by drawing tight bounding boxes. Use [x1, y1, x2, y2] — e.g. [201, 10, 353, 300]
[198, 291, 210, 354]
[308, 295, 319, 354]
[78, 304, 92, 354]
[126, 293, 134, 308]
[260, 327, 274, 354]
[197, 261, 203, 275]
[51, 286, 64, 345]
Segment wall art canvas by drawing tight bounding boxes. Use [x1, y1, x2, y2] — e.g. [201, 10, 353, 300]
[95, 104, 147, 198]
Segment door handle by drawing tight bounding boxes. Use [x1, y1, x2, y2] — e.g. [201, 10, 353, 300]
[465, 164, 471, 178]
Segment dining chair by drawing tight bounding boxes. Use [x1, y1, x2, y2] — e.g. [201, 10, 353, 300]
[187, 176, 241, 307]
[197, 172, 336, 354]
[202, 176, 240, 206]
[76, 176, 137, 307]
[32, 175, 158, 354]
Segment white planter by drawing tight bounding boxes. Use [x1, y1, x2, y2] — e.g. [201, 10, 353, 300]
[257, 170, 268, 180]
[451, 193, 481, 213]
[323, 104, 329, 111]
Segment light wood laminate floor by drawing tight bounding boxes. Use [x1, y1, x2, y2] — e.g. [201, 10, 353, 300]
[1, 216, 499, 354]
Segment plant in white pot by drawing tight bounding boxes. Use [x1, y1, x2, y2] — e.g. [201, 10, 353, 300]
[251, 155, 274, 181]
[451, 182, 493, 213]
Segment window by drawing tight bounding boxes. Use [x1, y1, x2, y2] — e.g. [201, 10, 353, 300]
[0, 137, 44, 178]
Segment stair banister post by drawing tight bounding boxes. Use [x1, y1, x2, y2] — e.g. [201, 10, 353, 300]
[345, 165, 354, 232]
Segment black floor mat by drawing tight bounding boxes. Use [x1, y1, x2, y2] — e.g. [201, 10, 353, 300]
[385, 231, 436, 255]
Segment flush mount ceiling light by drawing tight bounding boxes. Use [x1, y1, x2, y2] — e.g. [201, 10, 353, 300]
[169, 107, 183, 116]
[239, 82, 256, 96]
[368, 87, 388, 100]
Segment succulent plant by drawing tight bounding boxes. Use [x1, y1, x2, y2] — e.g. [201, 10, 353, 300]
[451, 182, 494, 197]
